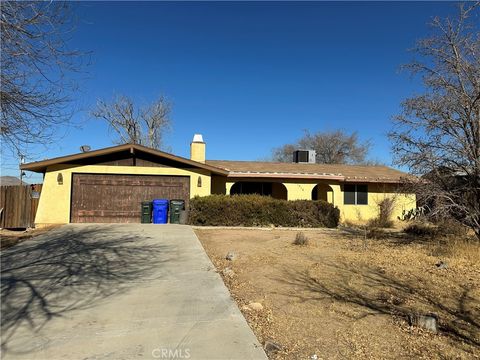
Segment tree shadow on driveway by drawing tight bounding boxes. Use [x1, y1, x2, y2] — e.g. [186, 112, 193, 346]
[1, 225, 174, 354]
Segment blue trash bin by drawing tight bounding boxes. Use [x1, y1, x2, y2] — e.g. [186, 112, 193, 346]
[152, 199, 169, 224]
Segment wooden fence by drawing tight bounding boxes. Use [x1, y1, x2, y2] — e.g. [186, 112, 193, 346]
[0, 184, 42, 228]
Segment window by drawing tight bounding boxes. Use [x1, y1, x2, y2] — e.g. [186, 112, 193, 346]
[344, 184, 368, 205]
[230, 182, 273, 196]
[344, 184, 356, 204]
[356, 185, 368, 205]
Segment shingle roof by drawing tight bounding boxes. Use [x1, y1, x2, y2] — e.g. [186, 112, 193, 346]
[19, 142, 412, 183]
[206, 160, 410, 183]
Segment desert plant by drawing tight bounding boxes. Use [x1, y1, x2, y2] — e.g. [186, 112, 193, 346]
[293, 232, 309, 246]
[398, 207, 426, 221]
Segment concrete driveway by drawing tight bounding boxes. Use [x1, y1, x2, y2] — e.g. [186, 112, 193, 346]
[1, 224, 267, 360]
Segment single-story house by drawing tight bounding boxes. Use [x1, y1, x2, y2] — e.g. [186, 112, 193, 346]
[21, 134, 416, 225]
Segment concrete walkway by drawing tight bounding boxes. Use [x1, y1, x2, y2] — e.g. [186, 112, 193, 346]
[1, 224, 267, 360]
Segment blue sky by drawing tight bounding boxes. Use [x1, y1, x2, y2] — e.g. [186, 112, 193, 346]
[2, 1, 456, 183]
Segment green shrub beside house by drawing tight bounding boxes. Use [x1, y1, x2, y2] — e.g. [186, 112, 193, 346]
[188, 194, 340, 228]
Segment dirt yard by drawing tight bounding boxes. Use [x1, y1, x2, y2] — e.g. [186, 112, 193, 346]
[195, 227, 480, 359]
[0, 225, 59, 249]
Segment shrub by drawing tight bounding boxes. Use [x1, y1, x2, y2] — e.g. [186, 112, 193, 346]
[404, 218, 468, 239]
[404, 222, 438, 237]
[293, 232, 309, 245]
[437, 219, 468, 236]
[366, 227, 388, 239]
[428, 237, 479, 261]
[188, 194, 340, 228]
[368, 198, 395, 228]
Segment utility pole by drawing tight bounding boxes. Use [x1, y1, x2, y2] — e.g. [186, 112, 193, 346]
[19, 154, 25, 185]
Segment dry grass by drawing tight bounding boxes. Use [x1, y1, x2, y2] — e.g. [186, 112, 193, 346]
[426, 236, 479, 263]
[366, 227, 389, 239]
[292, 232, 309, 246]
[0, 225, 60, 249]
[196, 227, 480, 360]
[404, 222, 439, 237]
[403, 219, 469, 238]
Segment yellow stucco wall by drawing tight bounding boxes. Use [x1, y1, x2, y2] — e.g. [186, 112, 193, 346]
[220, 178, 416, 223]
[338, 183, 417, 223]
[190, 142, 206, 163]
[37, 166, 416, 225]
[35, 164, 211, 225]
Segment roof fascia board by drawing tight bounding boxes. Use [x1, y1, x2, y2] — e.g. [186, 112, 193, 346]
[20, 144, 228, 175]
[227, 172, 345, 181]
[228, 172, 405, 183]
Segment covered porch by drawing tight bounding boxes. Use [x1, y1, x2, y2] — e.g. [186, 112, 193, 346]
[212, 176, 340, 205]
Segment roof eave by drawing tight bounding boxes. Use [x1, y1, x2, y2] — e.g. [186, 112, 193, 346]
[227, 173, 407, 183]
[227, 172, 345, 180]
[20, 144, 228, 175]
[344, 178, 405, 184]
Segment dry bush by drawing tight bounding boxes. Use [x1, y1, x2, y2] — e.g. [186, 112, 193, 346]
[341, 220, 358, 228]
[368, 198, 395, 228]
[427, 237, 479, 262]
[426, 220, 473, 259]
[293, 232, 309, 246]
[437, 219, 469, 237]
[404, 222, 438, 237]
[404, 218, 469, 239]
[366, 227, 388, 240]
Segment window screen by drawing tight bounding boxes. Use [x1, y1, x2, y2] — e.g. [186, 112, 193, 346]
[344, 184, 368, 205]
[356, 185, 368, 205]
[344, 184, 356, 205]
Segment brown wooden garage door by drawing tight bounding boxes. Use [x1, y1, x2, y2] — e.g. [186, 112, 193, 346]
[71, 174, 189, 223]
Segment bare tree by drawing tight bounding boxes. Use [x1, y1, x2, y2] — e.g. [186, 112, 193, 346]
[142, 97, 171, 149]
[0, 1, 85, 155]
[272, 130, 371, 164]
[389, 3, 480, 238]
[92, 95, 171, 149]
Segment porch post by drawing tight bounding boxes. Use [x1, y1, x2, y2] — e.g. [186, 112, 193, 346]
[226, 182, 234, 195]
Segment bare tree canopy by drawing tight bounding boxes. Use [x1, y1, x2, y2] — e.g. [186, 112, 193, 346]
[272, 130, 371, 164]
[389, 3, 480, 237]
[92, 95, 172, 149]
[0, 1, 85, 154]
